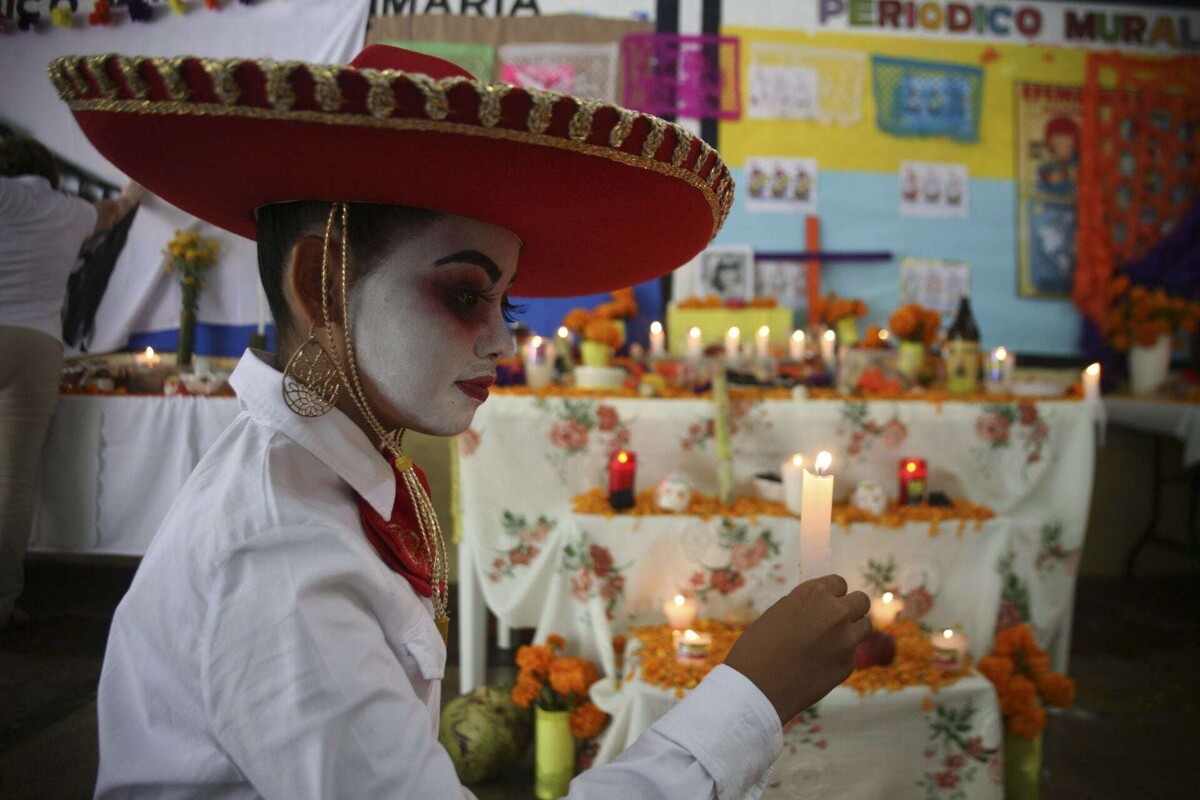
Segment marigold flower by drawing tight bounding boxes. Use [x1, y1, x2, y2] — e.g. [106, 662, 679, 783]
[976, 654, 1014, 687]
[1008, 705, 1046, 740]
[562, 308, 593, 333]
[549, 657, 599, 698]
[999, 675, 1038, 716]
[515, 644, 554, 678]
[569, 701, 609, 739]
[511, 671, 543, 709]
[546, 634, 566, 651]
[1037, 672, 1076, 708]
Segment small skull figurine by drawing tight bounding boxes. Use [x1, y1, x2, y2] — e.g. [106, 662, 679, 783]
[654, 473, 694, 513]
[851, 480, 888, 516]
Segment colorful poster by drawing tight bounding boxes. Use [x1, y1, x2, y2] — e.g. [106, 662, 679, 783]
[747, 42, 866, 125]
[899, 258, 970, 317]
[1016, 83, 1083, 298]
[745, 157, 819, 214]
[899, 161, 969, 219]
[498, 42, 619, 102]
[872, 56, 983, 143]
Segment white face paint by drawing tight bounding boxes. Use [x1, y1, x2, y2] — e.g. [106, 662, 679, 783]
[348, 213, 520, 437]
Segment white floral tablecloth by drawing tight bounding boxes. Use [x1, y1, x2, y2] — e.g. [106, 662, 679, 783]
[456, 394, 1095, 679]
[589, 672, 1004, 800]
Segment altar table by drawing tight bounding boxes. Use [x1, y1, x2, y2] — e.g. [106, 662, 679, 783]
[590, 672, 1004, 800]
[455, 394, 1097, 692]
[32, 394, 240, 555]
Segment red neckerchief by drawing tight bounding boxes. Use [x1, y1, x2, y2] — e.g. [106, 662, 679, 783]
[355, 460, 437, 599]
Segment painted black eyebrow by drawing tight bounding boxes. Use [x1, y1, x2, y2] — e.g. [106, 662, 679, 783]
[434, 250, 501, 284]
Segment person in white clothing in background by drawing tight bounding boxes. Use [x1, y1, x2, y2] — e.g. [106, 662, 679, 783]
[0, 136, 143, 631]
[52, 45, 871, 799]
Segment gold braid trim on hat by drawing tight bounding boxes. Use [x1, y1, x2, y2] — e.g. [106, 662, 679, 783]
[311, 202, 450, 638]
[46, 54, 733, 238]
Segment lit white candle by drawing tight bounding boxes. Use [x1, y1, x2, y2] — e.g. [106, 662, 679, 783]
[931, 628, 969, 671]
[800, 451, 834, 579]
[789, 329, 806, 360]
[523, 335, 554, 389]
[985, 346, 1014, 393]
[820, 329, 837, 370]
[1083, 362, 1101, 402]
[725, 326, 741, 360]
[781, 453, 804, 514]
[663, 594, 698, 629]
[135, 346, 162, 368]
[869, 591, 905, 629]
[649, 320, 666, 357]
[755, 325, 771, 358]
[675, 628, 712, 663]
[687, 326, 703, 359]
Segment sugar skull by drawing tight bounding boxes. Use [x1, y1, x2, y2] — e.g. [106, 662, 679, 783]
[655, 473, 694, 513]
[851, 480, 888, 516]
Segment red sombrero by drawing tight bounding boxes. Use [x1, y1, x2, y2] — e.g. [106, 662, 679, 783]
[48, 45, 734, 298]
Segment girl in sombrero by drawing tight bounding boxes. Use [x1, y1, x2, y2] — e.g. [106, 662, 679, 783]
[53, 45, 870, 799]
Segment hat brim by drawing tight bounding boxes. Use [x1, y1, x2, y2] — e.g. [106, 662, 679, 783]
[52, 54, 734, 298]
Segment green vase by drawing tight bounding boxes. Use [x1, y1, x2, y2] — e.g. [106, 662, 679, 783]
[835, 316, 859, 347]
[897, 340, 924, 380]
[580, 341, 614, 368]
[535, 707, 575, 800]
[1004, 731, 1042, 800]
[177, 308, 196, 370]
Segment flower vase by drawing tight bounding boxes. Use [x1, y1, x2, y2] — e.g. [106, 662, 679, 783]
[835, 316, 859, 347]
[1004, 731, 1042, 800]
[177, 309, 196, 370]
[535, 707, 575, 800]
[1129, 334, 1171, 395]
[580, 341, 614, 368]
[897, 340, 924, 381]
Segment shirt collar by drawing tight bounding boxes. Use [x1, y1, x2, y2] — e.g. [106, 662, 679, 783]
[229, 350, 395, 518]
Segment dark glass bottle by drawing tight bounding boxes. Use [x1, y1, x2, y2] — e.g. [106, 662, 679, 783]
[945, 293, 980, 395]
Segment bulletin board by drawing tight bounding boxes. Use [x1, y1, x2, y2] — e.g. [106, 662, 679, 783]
[715, 27, 1099, 356]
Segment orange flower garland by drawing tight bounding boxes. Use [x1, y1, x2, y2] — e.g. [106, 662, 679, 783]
[976, 624, 1074, 740]
[511, 635, 610, 741]
[1103, 274, 1200, 353]
[889, 303, 942, 347]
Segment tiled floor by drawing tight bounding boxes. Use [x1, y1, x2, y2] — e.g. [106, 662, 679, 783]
[1, 557, 1197, 799]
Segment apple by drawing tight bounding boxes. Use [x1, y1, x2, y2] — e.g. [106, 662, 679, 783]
[854, 630, 896, 669]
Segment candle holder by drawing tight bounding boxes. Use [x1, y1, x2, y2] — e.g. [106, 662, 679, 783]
[608, 450, 637, 511]
[674, 628, 712, 664]
[898, 458, 927, 505]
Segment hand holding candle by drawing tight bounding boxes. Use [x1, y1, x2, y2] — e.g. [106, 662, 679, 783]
[800, 451, 834, 579]
[663, 594, 698, 629]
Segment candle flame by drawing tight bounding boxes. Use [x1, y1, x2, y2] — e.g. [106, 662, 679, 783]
[558, 326, 569, 338]
[689, 327, 701, 340]
[530, 335, 543, 348]
[792, 330, 805, 342]
[1086, 363, 1100, 377]
[650, 321, 663, 335]
[906, 461, 917, 474]
[728, 326, 740, 338]
[879, 329, 890, 341]
[943, 629, 954, 639]
[823, 329, 836, 342]
[674, 594, 686, 606]
[882, 591, 894, 603]
[791, 453, 804, 468]
[815, 451, 832, 475]
[683, 629, 699, 641]
[994, 346, 1008, 361]
[617, 451, 629, 464]
[757, 325, 770, 338]
[144, 346, 155, 358]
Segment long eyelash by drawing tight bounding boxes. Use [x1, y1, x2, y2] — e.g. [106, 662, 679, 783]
[502, 296, 527, 324]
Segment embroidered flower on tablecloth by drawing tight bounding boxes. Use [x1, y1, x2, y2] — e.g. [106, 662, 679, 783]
[551, 419, 590, 452]
[839, 401, 908, 460]
[975, 402, 1051, 471]
[679, 399, 769, 451]
[975, 412, 1011, 446]
[538, 398, 634, 482]
[918, 698, 999, 799]
[562, 532, 628, 620]
[1036, 521, 1081, 576]
[690, 518, 781, 602]
[487, 511, 556, 582]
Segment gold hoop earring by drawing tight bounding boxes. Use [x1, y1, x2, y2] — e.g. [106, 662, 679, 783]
[281, 323, 341, 417]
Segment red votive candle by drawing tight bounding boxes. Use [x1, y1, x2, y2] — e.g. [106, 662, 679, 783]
[899, 458, 927, 505]
[609, 450, 637, 510]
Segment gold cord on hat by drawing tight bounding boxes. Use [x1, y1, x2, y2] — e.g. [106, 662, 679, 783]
[286, 202, 450, 643]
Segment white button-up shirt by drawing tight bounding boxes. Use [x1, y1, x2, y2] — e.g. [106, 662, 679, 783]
[95, 351, 782, 799]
